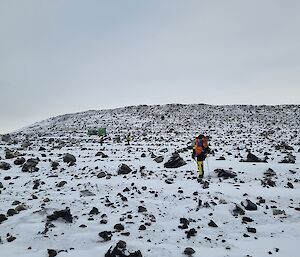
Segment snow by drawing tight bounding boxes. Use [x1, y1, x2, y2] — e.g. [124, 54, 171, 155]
[0, 104, 299, 257]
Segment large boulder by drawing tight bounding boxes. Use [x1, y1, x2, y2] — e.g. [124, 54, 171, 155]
[0, 162, 11, 170]
[279, 153, 296, 164]
[1, 134, 11, 143]
[22, 158, 39, 172]
[105, 240, 143, 257]
[63, 153, 76, 164]
[240, 152, 266, 163]
[117, 164, 132, 175]
[47, 208, 73, 223]
[14, 157, 26, 165]
[241, 199, 258, 211]
[164, 152, 186, 168]
[5, 149, 21, 159]
[214, 169, 237, 179]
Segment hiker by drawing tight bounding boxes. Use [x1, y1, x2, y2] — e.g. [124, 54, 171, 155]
[99, 135, 104, 146]
[125, 133, 132, 145]
[192, 134, 210, 180]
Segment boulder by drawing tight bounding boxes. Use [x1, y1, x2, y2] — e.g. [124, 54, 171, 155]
[154, 156, 164, 163]
[164, 152, 186, 168]
[241, 199, 257, 211]
[214, 169, 237, 179]
[47, 208, 73, 223]
[0, 161, 11, 170]
[63, 153, 76, 164]
[105, 240, 143, 257]
[14, 157, 26, 165]
[117, 164, 132, 175]
[99, 231, 112, 241]
[280, 153, 296, 164]
[22, 158, 39, 172]
[184, 247, 195, 256]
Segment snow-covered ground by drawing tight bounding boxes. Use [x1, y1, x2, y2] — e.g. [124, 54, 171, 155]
[0, 104, 299, 257]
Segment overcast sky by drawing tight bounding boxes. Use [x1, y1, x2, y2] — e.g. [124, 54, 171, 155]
[0, 0, 299, 133]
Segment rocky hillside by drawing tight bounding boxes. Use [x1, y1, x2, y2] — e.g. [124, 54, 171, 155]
[0, 104, 299, 257]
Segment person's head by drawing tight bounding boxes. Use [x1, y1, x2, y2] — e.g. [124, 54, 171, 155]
[197, 134, 204, 139]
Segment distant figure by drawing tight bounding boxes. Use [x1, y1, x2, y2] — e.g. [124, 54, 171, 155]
[126, 133, 132, 145]
[115, 135, 121, 143]
[192, 134, 210, 180]
[99, 135, 104, 146]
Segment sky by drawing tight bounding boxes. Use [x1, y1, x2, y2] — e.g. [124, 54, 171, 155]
[0, 0, 299, 134]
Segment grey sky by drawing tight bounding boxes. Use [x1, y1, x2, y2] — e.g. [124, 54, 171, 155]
[1, 0, 300, 133]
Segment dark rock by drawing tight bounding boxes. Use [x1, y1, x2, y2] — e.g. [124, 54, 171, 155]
[99, 231, 112, 241]
[117, 164, 132, 175]
[154, 156, 164, 163]
[1, 134, 11, 142]
[208, 220, 218, 227]
[164, 152, 186, 168]
[287, 182, 294, 189]
[47, 249, 57, 257]
[97, 171, 106, 178]
[241, 199, 258, 211]
[138, 206, 147, 213]
[116, 240, 127, 249]
[14, 157, 26, 165]
[5, 149, 21, 159]
[80, 190, 96, 196]
[275, 142, 294, 151]
[232, 204, 245, 216]
[272, 209, 285, 215]
[47, 208, 73, 223]
[7, 209, 18, 216]
[0, 161, 11, 170]
[280, 153, 296, 164]
[56, 181, 67, 187]
[114, 223, 124, 231]
[165, 178, 174, 184]
[95, 152, 109, 158]
[242, 217, 254, 223]
[139, 225, 146, 230]
[247, 227, 256, 233]
[184, 247, 195, 255]
[141, 153, 146, 158]
[185, 228, 197, 238]
[51, 161, 59, 170]
[241, 152, 266, 163]
[264, 168, 276, 177]
[0, 214, 7, 223]
[22, 158, 39, 172]
[63, 153, 76, 164]
[7, 235, 16, 242]
[105, 240, 143, 257]
[4, 176, 11, 180]
[214, 169, 237, 179]
[89, 207, 100, 215]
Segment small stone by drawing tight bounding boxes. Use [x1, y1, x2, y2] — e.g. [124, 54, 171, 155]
[98, 231, 112, 241]
[184, 247, 195, 255]
[208, 220, 218, 227]
[47, 249, 57, 257]
[114, 223, 124, 231]
[247, 227, 256, 233]
[139, 225, 146, 230]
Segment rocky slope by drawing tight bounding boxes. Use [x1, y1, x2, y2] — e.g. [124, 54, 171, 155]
[0, 104, 299, 257]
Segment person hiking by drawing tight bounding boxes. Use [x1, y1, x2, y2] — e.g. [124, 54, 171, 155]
[125, 133, 132, 145]
[99, 135, 104, 146]
[192, 134, 210, 180]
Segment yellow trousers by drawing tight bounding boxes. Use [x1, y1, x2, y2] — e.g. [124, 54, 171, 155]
[197, 161, 204, 176]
